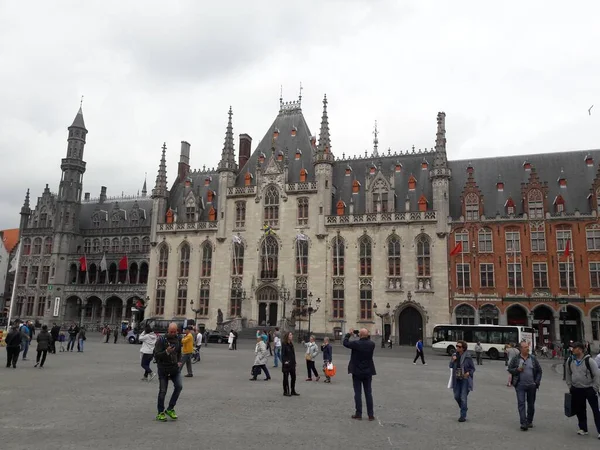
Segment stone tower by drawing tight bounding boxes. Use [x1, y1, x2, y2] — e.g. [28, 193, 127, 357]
[216, 107, 238, 241]
[429, 112, 452, 237]
[19, 189, 31, 235]
[313, 94, 334, 237]
[150, 143, 169, 245]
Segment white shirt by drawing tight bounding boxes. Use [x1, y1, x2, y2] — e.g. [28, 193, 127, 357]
[138, 332, 157, 354]
[196, 332, 203, 347]
[274, 336, 281, 348]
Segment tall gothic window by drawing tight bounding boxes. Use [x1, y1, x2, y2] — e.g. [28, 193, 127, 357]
[111, 238, 119, 253]
[232, 242, 244, 276]
[455, 230, 469, 253]
[263, 185, 279, 227]
[32, 238, 42, 255]
[505, 230, 521, 253]
[332, 236, 345, 276]
[122, 237, 130, 253]
[201, 242, 212, 277]
[142, 237, 150, 252]
[92, 239, 100, 253]
[176, 286, 187, 316]
[333, 283, 344, 318]
[84, 239, 91, 254]
[155, 288, 165, 315]
[102, 238, 110, 253]
[359, 236, 372, 276]
[198, 284, 210, 316]
[297, 197, 309, 226]
[179, 243, 190, 278]
[465, 193, 479, 221]
[158, 245, 169, 278]
[23, 238, 31, 255]
[235, 201, 246, 228]
[527, 189, 544, 219]
[416, 234, 431, 289]
[260, 236, 278, 279]
[296, 237, 309, 275]
[388, 235, 401, 276]
[132, 237, 140, 252]
[371, 180, 389, 213]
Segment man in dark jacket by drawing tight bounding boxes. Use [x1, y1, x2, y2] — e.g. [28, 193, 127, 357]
[154, 323, 183, 422]
[5, 324, 22, 368]
[35, 325, 51, 368]
[67, 323, 79, 352]
[507, 341, 542, 430]
[343, 328, 376, 421]
[50, 324, 60, 354]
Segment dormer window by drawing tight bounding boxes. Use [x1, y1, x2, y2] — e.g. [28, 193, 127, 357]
[408, 175, 416, 191]
[418, 194, 428, 212]
[299, 168, 308, 183]
[369, 165, 376, 175]
[244, 172, 253, 187]
[345, 166, 352, 176]
[277, 151, 284, 162]
[336, 200, 346, 216]
[184, 177, 192, 187]
[421, 159, 429, 170]
[111, 213, 120, 227]
[496, 181, 504, 191]
[291, 126, 297, 137]
[465, 193, 479, 221]
[295, 149, 302, 160]
[166, 208, 174, 224]
[208, 206, 216, 221]
[395, 163, 402, 173]
[352, 180, 360, 194]
[527, 189, 544, 219]
[207, 190, 214, 203]
[505, 197, 515, 215]
[92, 214, 100, 228]
[466, 164, 474, 175]
[558, 176, 567, 188]
[258, 153, 265, 164]
[204, 176, 211, 186]
[273, 128, 279, 139]
[523, 161, 531, 171]
[554, 195, 565, 213]
[586, 155, 594, 167]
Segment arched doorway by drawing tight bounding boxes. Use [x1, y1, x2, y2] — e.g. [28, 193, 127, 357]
[105, 296, 123, 325]
[506, 304, 528, 326]
[65, 296, 82, 322]
[532, 305, 555, 345]
[397, 306, 423, 346]
[86, 296, 102, 324]
[256, 286, 278, 326]
[560, 305, 582, 343]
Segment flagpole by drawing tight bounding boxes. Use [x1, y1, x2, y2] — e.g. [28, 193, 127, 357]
[7, 242, 22, 327]
[514, 239, 517, 295]
[567, 242, 571, 297]
[461, 247, 465, 294]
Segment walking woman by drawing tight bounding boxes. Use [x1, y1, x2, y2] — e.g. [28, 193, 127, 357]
[34, 325, 51, 368]
[282, 332, 299, 396]
[304, 335, 320, 381]
[250, 336, 271, 381]
[321, 337, 333, 383]
[139, 324, 157, 381]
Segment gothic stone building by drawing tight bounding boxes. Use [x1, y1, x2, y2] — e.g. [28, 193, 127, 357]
[13, 107, 152, 327]
[448, 151, 600, 346]
[146, 96, 452, 344]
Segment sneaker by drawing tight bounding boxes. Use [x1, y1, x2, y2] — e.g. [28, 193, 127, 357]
[148, 373, 156, 382]
[141, 377, 148, 381]
[156, 412, 167, 422]
[315, 376, 320, 382]
[305, 378, 312, 381]
[520, 426, 528, 431]
[34, 363, 39, 368]
[184, 374, 193, 378]
[597, 433, 600, 440]
[577, 430, 589, 435]
[424, 363, 428, 366]
[413, 362, 416, 365]
[458, 417, 466, 423]
[165, 409, 178, 420]
[527, 423, 533, 429]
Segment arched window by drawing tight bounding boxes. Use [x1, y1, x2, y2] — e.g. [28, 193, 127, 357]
[332, 236, 345, 276]
[129, 262, 138, 284]
[592, 307, 600, 340]
[179, 243, 190, 278]
[158, 245, 168, 278]
[416, 234, 431, 290]
[132, 237, 140, 252]
[528, 189, 544, 219]
[122, 237, 130, 253]
[260, 236, 278, 280]
[185, 198, 196, 222]
[92, 238, 100, 253]
[69, 263, 77, 284]
[232, 242, 244, 276]
[359, 236, 372, 276]
[297, 197, 309, 226]
[296, 237, 309, 275]
[201, 243, 212, 277]
[39, 209, 47, 228]
[111, 238, 120, 253]
[479, 304, 499, 325]
[108, 263, 117, 284]
[454, 230, 469, 253]
[455, 304, 475, 325]
[478, 228, 493, 253]
[139, 262, 149, 284]
[142, 237, 150, 252]
[387, 235, 401, 290]
[235, 201, 246, 228]
[83, 239, 91, 254]
[371, 180, 388, 213]
[32, 238, 42, 255]
[264, 185, 279, 227]
[465, 193, 479, 221]
[44, 237, 53, 254]
[88, 264, 97, 284]
[22, 238, 31, 255]
[102, 238, 110, 253]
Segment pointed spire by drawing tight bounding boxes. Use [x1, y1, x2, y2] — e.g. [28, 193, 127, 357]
[70, 105, 86, 130]
[152, 143, 168, 199]
[433, 112, 446, 168]
[217, 106, 238, 173]
[372, 121, 379, 157]
[142, 173, 147, 197]
[21, 189, 30, 212]
[317, 94, 331, 153]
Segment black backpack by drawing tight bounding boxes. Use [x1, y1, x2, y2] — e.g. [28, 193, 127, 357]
[567, 355, 593, 378]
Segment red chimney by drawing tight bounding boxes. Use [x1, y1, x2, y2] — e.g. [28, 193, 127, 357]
[239, 134, 252, 169]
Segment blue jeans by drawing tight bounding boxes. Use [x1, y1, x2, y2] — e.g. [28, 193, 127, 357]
[78, 338, 85, 352]
[516, 384, 536, 426]
[157, 368, 183, 413]
[352, 374, 374, 418]
[274, 347, 281, 367]
[21, 340, 29, 359]
[453, 378, 469, 419]
[67, 336, 76, 351]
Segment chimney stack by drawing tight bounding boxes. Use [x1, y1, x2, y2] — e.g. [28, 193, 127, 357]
[84, 192, 90, 201]
[178, 141, 191, 182]
[99, 186, 107, 204]
[239, 134, 252, 169]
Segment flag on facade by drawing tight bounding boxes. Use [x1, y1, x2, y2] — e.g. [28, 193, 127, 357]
[263, 224, 273, 235]
[119, 255, 128, 271]
[564, 240, 571, 258]
[9, 242, 21, 273]
[79, 255, 87, 271]
[232, 235, 242, 244]
[100, 253, 107, 272]
[296, 233, 308, 241]
[450, 242, 462, 256]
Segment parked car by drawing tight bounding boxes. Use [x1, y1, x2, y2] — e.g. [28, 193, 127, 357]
[206, 331, 229, 344]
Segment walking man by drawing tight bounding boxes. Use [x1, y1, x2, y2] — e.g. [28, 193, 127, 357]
[449, 340, 476, 422]
[34, 325, 51, 368]
[20, 321, 31, 360]
[566, 341, 600, 437]
[474, 341, 483, 366]
[181, 326, 194, 377]
[413, 339, 426, 365]
[154, 323, 183, 422]
[5, 322, 21, 368]
[50, 323, 60, 354]
[507, 341, 542, 430]
[273, 331, 282, 368]
[343, 328, 376, 421]
[66, 323, 78, 352]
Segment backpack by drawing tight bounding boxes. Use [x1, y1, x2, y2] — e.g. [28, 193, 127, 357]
[567, 355, 593, 379]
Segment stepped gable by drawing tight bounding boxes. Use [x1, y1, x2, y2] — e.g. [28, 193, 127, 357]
[448, 149, 600, 219]
[331, 149, 435, 215]
[235, 100, 314, 187]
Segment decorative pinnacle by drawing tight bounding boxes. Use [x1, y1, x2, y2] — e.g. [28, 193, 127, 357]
[372, 120, 379, 157]
[152, 143, 168, 198]
[23, 189, 30, 209]
[218, 106, 237, 172]
[317, 94, 331, 154]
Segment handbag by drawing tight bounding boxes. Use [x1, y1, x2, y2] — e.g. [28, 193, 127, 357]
[564, 392, 576, 417]
[305, 353, 312, 361]
[324, 364, 336, 378]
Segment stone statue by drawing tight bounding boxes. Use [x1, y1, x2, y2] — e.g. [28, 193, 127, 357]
[217, 308, 223, 324]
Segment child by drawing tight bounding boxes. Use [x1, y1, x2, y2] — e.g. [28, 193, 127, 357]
[59, 331, 66, 352]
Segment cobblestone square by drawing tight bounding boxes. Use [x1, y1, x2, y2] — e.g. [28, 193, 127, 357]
[0, 337, 595, 449]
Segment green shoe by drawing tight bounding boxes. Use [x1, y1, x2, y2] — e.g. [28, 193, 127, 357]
[156, 412, 167, 422]
[165, 409, 178, 420]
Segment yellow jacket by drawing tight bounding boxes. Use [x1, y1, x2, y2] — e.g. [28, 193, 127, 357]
[182, 333, 194, 354]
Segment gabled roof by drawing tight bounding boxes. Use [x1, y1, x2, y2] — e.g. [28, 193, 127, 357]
[1, 229, 19, 253]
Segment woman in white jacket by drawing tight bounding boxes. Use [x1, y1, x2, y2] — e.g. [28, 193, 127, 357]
[304, 335, 320, 381]
[228, 331, 235, 350]
[138, 324, 157, 382]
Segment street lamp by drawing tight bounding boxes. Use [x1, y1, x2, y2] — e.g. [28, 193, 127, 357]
[231, 286, 246, 318]
[190, 299, 201, 324]
[307, 293, 321, 338]
[374, 302, 391, 348]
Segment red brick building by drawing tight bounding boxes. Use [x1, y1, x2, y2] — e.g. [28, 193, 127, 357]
[447, 150, 600, 346]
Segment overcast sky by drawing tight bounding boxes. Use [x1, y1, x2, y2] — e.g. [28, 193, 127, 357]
[1, 1, 599, 230]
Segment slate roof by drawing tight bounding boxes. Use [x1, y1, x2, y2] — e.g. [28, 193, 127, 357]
[79, 198, 153, 229]
[235, 103, 314, 187]
[331, 150, 435, 215]
[448, 149, 600, 218]
[70, 107, 86, 130]
[168, 170, 219, 220]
